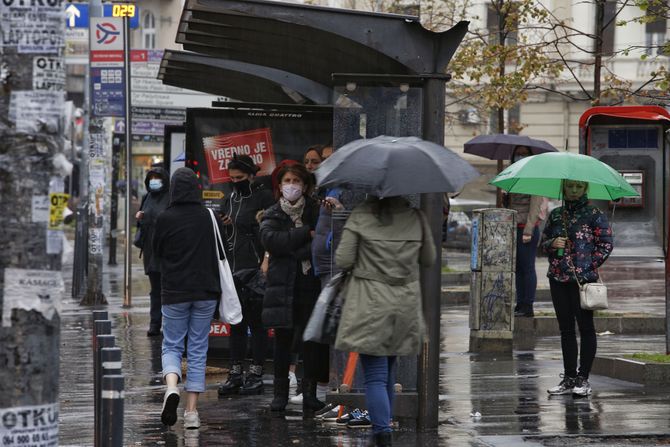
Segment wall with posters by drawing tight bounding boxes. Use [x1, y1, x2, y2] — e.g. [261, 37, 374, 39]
[186, 107, 333, 212]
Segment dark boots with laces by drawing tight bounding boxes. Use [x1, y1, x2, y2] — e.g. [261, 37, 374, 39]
[240, 363, 264, 395]
[218, 363, 244, 396]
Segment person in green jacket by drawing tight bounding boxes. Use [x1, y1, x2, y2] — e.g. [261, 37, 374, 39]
[334, 196, 435, 447]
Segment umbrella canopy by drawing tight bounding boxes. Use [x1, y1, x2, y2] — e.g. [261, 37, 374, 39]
[489, 152, 639, 201]
[464, 134, 558, 160]
[315, 136, 480, 197]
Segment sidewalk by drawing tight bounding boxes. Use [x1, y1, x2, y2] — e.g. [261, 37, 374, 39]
[57, 246, 670, 446]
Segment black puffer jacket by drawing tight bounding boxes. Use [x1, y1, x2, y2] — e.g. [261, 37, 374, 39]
[222, 181, 274, 272]
[153, 168, 221, 305]
[139, 167, 170, 274]
[260, 198, 321, 329]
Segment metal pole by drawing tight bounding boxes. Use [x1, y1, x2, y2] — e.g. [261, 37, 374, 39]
[95, 334, 115, 447]
[417, 77, 446, 429]
[101, 375, 125, 447]
[123, 15, 133, 307]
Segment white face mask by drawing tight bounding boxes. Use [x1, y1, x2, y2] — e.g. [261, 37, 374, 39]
[149, 179, 162, 191]
[281, 184, 303, 202]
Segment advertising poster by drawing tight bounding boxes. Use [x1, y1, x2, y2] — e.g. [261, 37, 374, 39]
[186, 107, 333, 212]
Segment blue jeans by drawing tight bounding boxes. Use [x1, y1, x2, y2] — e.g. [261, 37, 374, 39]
[360, 354, 397, 435]
[162, 300, 217, 392]
[516, 226, 539, 308]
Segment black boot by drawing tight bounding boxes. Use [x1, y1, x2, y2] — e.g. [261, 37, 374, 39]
[302, 379, 326, 418]
[240, 363, 264, 395]
[368, 432, 392, 447]
[270, 378, 290, 412]
[218, 363, 243, 396]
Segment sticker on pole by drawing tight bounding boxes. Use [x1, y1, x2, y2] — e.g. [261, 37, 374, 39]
[0, 402, 58, 446]
[202, 128, 276, 184]
[2, 269, 63, 328]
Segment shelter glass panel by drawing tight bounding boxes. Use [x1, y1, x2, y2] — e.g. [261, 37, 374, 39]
[332, 85, 423, 149]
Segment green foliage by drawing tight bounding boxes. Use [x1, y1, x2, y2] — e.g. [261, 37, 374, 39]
[627, 353, 670, 363]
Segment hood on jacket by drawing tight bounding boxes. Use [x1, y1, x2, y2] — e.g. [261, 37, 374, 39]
[144, 166, 169, 193]
[169, 167, 201, 206]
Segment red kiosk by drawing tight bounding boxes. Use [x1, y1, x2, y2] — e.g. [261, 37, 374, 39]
[580, 105, 670, 352]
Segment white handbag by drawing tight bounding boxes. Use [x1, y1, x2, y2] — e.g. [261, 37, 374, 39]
[568, 257, 608, 311]
[579, 281, 608, 310]
[208, 209, 243, 325]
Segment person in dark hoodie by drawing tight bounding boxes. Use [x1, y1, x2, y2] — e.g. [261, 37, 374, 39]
[135, 167, 170, 336]
[216, 155, 275, 396]
[153, 167, 221, 430]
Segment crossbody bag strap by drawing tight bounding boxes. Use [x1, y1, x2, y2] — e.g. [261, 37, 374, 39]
[208, 208, 225, 261]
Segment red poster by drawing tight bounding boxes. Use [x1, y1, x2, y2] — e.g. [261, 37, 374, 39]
[202, 128, 276, 184]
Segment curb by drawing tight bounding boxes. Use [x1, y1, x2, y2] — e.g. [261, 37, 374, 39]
[441, 287, 552, 305]
[592, 356, 670, 385]
[514, 316, 665, 336]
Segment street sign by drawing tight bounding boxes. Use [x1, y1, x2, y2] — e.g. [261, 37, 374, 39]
[65, 3, 89, 28]
[103, 4, 139, 29]
[90, 17, 125, 117]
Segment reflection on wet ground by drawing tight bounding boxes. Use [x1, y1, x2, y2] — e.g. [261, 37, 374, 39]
[58, 255, 670, 446]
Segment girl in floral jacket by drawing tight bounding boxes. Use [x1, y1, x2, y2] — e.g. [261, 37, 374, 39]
[541, 180, 613, 398]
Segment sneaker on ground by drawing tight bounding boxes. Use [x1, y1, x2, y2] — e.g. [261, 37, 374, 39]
[346, 410, 371, 429]
[160, 387, 180, 426]
[183, 410, 200, 429]
[316, 404, 341, 421]
[547, 374, 575, 395]
[336, 408, 362, 426]
[572, 375, 592, 397]
[289, 393, 303, 405]
[288, 372, 298, 394]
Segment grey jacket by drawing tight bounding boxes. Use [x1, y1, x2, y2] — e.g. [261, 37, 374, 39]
[334, 197, 436, 356]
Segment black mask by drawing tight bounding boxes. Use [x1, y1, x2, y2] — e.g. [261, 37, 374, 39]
[232, 179, 251, 193]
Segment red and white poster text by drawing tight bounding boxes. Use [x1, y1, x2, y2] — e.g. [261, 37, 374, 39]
[203, 128, 276, 184]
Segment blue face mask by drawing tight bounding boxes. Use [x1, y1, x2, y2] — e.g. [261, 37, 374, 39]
[149, 179, 162, 191]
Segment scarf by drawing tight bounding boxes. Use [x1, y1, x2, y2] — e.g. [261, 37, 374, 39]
[279, 196, 311, 274]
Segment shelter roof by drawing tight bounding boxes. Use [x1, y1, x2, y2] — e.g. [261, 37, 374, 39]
[159, 0, 468, 104]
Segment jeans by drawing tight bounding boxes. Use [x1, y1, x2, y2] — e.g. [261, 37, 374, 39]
[360, 354, 397, 435]
[162, 300, 217, 392]
[549, 279, 597, 378]
[230, 297, 268, 365]
[148, 272, 162, 329]
[516, 226, 539, 309]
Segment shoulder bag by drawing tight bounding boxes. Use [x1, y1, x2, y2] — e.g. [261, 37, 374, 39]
[567, 256, 608, 311]
[208, 208, 243, 325]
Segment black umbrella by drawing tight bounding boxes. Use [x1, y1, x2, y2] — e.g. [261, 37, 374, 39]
[464, 134, 558, 160]
[315, 136, 480, 197]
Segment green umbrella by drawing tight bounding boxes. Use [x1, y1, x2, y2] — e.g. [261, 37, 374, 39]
[489, 152, 639, 200]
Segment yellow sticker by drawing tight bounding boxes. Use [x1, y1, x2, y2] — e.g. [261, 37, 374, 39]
[48, 193, 70, 230]
[203, 190, 225, 200]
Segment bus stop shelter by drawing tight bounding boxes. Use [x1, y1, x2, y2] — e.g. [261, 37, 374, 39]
[159, 0, 469, 428]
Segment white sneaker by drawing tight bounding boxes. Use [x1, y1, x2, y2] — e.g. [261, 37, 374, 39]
[161, 387, 180, 426]
[183, 410, 200, 429]
[289, 393, 303, 405]
[288, 371, 298, 394]
[572, 376, 592, 397]
[547, 374, 575, 395]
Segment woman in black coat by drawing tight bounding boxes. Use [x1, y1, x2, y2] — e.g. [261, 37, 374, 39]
[260, 163, 329, 416]
[216, 155, 275, 396]
[135, 166, 169, 336]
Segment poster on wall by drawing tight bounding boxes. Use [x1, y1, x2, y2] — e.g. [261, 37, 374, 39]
[186, 107, 333, 212]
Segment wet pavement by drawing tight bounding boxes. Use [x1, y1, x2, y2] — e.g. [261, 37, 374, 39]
[57, 246, 670, 446]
